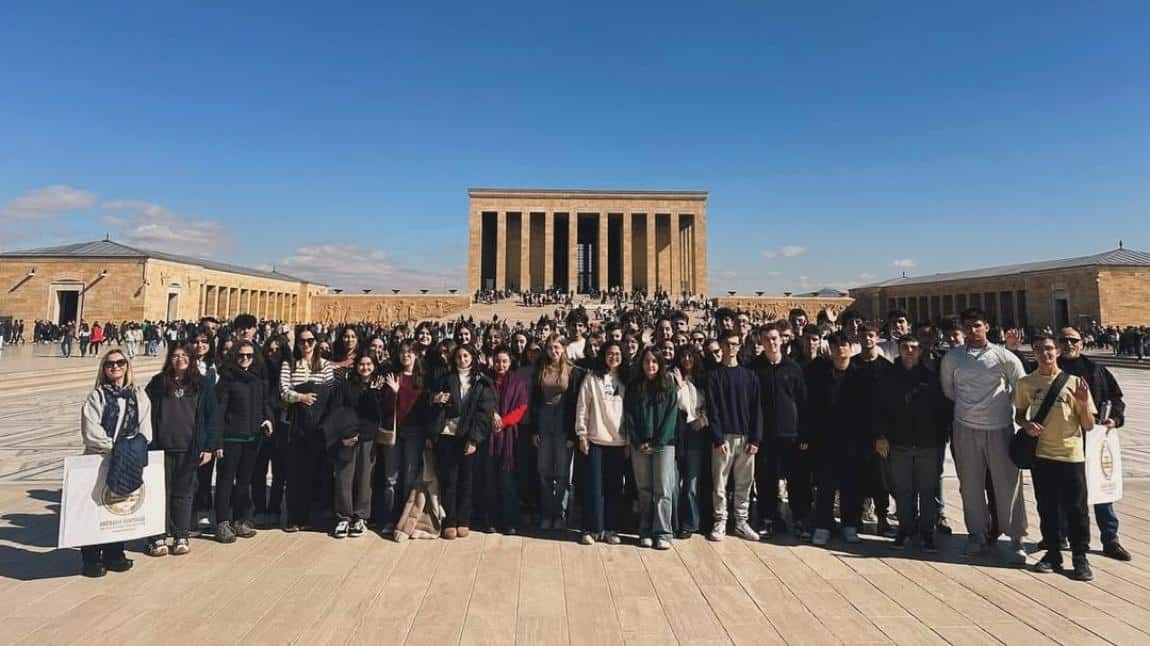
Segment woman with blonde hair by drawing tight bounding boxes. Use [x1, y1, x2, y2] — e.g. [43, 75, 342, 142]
[531, 334, 585, 531]
[79, 348, 153, 577]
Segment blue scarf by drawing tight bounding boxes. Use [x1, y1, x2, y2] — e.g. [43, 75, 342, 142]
[100, 383, 140, 440]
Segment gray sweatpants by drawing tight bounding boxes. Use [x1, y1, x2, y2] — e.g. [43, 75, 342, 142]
[951, 422, 1027, 541]
[712, 435, 755, 524]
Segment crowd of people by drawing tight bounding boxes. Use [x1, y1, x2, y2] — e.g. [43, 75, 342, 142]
[75, 302, 1132, 584]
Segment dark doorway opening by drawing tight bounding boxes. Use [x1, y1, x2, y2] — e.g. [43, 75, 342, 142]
[57, 290, 79, 325]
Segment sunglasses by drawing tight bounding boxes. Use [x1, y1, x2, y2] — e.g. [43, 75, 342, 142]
[104, 359, 128, 368]
[237, 352, 255, 359]
[299, 338, 316, 344]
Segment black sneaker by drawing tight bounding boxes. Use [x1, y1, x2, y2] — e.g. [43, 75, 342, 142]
[216, 521, 237, 544]
[350, 519, 367, 537]
[922, 534, 938, 553]
[1070, 554, 1094, 581]
[877, 520, 898, 539]
[1033, 551, 1063, 574]
[891, 533, 908, 550]
[1103, 542, 1132, 562]
[104, 557, 134, 572]
[82, 562, 107, 578]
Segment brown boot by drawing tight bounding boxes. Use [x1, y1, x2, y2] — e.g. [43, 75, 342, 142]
[443, 527, 457, 540]
[457, 526, 470, 538]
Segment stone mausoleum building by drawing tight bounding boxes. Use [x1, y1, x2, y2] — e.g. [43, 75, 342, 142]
[849, 247, 1150, 329]
[468, 188, 708, 296]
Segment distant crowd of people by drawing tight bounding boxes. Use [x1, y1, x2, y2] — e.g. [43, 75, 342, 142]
[75, 298, 1133, 586]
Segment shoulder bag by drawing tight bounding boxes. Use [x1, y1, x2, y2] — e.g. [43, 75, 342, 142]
[1010, 371, 1070, 469]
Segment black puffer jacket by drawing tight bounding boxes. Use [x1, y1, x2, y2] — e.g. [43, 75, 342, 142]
[426, 369, 495, 445]
[216, 364, 274, 442]
[877, 361, 951, 449]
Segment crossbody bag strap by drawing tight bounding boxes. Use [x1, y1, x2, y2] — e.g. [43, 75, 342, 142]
[1033, 371, 1071, 426]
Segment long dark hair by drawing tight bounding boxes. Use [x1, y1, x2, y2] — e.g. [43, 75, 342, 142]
[332, 325, 360, 362]
[161, 343, 200, 396]
[292, 325, 324, 373]
[349, 353, 378, 387]
[391, 340, 425, 389]
[263, 333, 291, 371]
[593, 340, 624, 378]
[451, 343, 482, 386]
[630, 347, 672, 400]
[191, 328, 216, 368]
[674, 345, 703, 384]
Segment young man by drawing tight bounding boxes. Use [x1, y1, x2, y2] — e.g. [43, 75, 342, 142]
[802, 332, 871, 546]
[753, 326, 808, 538]
[851, 325, 895, 537]
[878, 309, 911, 362]
[876, 336, 950, 551]
[792, 324, 825, 368]
[1015, 333, 1096, 580]
[705, 330, 763, 542]
[565, 309, 589, 361]
[940, 308, 1028, 564]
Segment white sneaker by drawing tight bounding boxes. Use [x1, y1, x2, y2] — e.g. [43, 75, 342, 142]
[1007, 539, 1028, 566]
[579, 532, 595, 545]
[734, 520, 759, 542]
[844, 527, 861, 544]
[639, 537, 654, 548]
[812, 528, 831, 546]
[707, 520, 726, 542]
[333, 519, 350, 538]
[604, 532, 622, 545]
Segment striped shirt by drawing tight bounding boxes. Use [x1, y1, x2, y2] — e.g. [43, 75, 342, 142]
[280, 358, 335, 404]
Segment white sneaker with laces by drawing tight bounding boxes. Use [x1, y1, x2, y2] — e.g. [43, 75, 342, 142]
[639, 537, 653, 548]
[734, 521, 759, 542]
[333, 519, 350, 538]
[812, 528, 831, 546]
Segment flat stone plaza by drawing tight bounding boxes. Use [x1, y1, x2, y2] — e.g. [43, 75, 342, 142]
[2, 352, 1149, 645]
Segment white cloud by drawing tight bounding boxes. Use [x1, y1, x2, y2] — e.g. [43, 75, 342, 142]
[101, 200, 230, 257]
[0, 185, 98, 221]
[276, 244, 465, 291]
[893, 258, 916, 269]
[763, 244, 806, 259]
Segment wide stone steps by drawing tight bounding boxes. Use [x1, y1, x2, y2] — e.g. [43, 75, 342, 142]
[2, 356, 165, 396]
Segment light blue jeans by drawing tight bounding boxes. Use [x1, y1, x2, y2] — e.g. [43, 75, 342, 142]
[632, 445, 677, 540]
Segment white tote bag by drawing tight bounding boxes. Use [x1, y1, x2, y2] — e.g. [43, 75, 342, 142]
[1084, 426, 1122, 506]
[58, 450, 166, 548]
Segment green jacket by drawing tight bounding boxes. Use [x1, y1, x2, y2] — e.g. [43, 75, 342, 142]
[623, 376, 679, 448]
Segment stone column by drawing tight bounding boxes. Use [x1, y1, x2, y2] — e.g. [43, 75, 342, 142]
[646, 213, 657, 292]
[495, 211, 507, 291]
[467, 210, 482, 293]
[519, 212, 531, 293]
[543, 212, 554, 290]
[669, 213, 680, 297]
[567, 213, 578, 293]
[621, 213, 632, 292]
[598, 212, 609, 292]
[694, 207, 707, 296]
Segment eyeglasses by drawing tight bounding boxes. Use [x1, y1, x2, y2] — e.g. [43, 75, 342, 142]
[104, 359, 128, 368]
[1058, 337, 1082, 345]
[237, 353, 255, 359]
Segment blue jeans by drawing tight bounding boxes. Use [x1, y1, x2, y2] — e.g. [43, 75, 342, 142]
[375, 430, 423, 524]
[537, 424, 573, 521]
[582, 443, 626, 534]
[677, 432, 707, 533]
[632, 445, 676, 540]
[1095, 503, 1119, 544]
[61, 338, 72, 357]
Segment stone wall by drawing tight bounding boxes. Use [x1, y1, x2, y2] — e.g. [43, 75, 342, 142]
[309, 294, 471, 325]
[0, 258, 148, 324]
[713, 296, 855, 321]
[1098, 267, 1150, 326]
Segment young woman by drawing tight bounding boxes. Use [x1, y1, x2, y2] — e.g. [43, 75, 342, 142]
[145, 343, 219, 556]
[531, 334, 584, 531]
[625, 348, 680, 549]
[331, 326, 360, 382]
[621, 333, 643, 381]
[280, 327, 335, 531]
[672, 346, 709, 538]
[413, 323, 436, 357]
[376, 340, 427, 533]
[191, 329, 220, 534]
[428, 344, 494, 539]
[574, 340, 627, 545]
[78, 322, 91, 358]
[366, 335, 389, 368]
[326, 354, 383, 538]
[89, 321, 104, 355]
[214, 340, 273, 543]
[79, 349, 153, 577]
[252, 334, 291, 527]
[478, 346, 528, 534]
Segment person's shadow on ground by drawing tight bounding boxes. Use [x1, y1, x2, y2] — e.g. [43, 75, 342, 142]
[0, 488, 79, 580]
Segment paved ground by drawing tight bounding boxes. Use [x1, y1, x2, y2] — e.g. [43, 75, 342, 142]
[1, 357, 1149, 644]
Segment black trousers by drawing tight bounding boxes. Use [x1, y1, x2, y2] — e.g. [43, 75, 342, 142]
[215, 440, 262, 524]
[251, 432, 287, 517]
[814, 449, 865, 530]
[865, 452, 892, 518]
[164, 450, 200, 538]
[436, 435, 475, 529]
[287, 436, 327, 526]
[194, 458, 215, 514]
[755, 437, 811, 525]
[1031, 457, 1090, 556]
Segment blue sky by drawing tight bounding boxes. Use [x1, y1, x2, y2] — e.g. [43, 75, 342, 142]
[1, 1, 1148, 293]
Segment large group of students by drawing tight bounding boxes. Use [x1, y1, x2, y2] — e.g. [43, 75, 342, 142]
[77, 303, 1130, 584]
